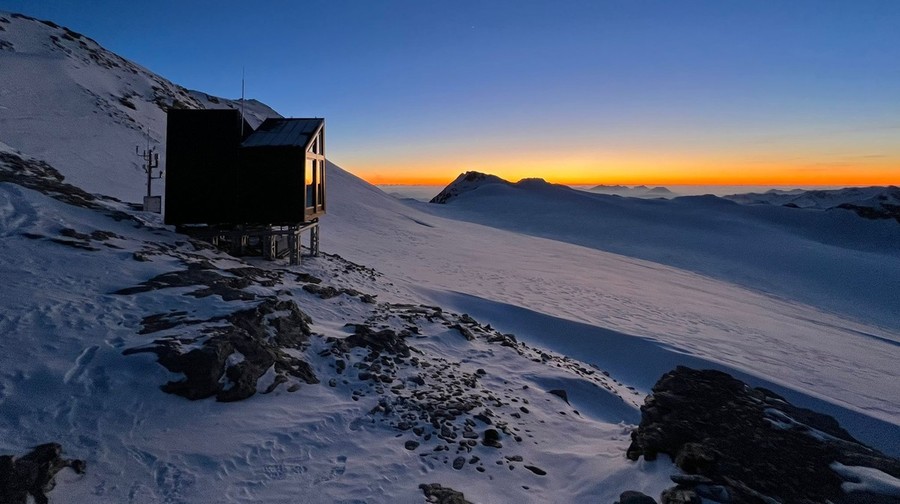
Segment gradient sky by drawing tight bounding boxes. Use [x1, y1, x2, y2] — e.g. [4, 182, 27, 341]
[5, 0, 900, 186]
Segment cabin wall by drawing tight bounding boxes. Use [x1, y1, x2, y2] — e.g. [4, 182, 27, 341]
[164, 109, 245, 225]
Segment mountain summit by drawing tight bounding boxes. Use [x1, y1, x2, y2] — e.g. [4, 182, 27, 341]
[429, 171, 508, 203]
[430, 172, 563, 204]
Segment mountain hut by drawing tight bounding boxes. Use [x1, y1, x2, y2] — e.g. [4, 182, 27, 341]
[164, 109, 325, 264]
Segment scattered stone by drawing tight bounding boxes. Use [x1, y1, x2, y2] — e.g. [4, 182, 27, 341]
[452, 456, 465, 470]
[404, 440, 419, 451]
[523, 465, 546, 476]
[473, 413, 492, 425]
[302, 283, 341, 299]
[295, 272, 322, 284]
[482, 429, 502, 448]
[547, 389, 569, 404]
[450, 323, 475, 341]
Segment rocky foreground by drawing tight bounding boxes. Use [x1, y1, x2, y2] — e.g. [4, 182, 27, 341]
[621, 366, 900, 504]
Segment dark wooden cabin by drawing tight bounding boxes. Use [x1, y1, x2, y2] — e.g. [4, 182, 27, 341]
[164, 110, 326, 226]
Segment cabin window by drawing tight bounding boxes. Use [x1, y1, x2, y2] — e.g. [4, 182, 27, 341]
[306, 159, 315, 208]
[318, 163, 325, 206]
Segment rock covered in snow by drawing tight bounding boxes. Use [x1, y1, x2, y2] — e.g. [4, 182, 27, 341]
[627, 366, 900, 504]
[0, 443, 85, 504]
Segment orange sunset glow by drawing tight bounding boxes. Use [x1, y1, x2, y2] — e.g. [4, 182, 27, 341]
[348, 155, 900, 187]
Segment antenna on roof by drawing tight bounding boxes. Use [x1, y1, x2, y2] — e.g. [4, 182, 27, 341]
[240, 66, 246, 137]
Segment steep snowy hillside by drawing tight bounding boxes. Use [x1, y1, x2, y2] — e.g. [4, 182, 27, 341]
[0, 11, 277, 201]
[417, 172, 900, 331]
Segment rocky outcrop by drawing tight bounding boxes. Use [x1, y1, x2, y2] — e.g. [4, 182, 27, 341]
[0, 443, 85, 504]
[626, 366, 900, 504]
[0, 151, 98, 210]
[115, 262, 282, 301]
[124, 298, 318, 401]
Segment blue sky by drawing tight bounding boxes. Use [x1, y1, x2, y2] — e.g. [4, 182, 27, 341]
[4, 0, 900, 184]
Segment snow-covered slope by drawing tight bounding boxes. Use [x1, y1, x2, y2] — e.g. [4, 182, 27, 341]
[0, 11, 278, 201]
[414, 173, 900, 331]
[322, 165, 900, 451]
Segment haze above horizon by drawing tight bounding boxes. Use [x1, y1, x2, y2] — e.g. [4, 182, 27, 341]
[7, 0, 899, 186]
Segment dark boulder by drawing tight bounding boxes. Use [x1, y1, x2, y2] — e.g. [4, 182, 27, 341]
[0, 443, 86, 504]
[627, 366, 900, 504]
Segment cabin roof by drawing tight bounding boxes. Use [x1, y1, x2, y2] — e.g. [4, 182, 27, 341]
[241, 117, 323, 148]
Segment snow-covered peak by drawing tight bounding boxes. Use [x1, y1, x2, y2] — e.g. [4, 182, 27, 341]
[429, 171, 509, 203]
[430, 172, 578, 204]
[0, 11, 279, 201]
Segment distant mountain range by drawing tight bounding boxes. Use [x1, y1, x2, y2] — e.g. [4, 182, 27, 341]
[723, 186, 900, 223]
[587, 184, 674, 197]
[432, 172, 900, 223]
